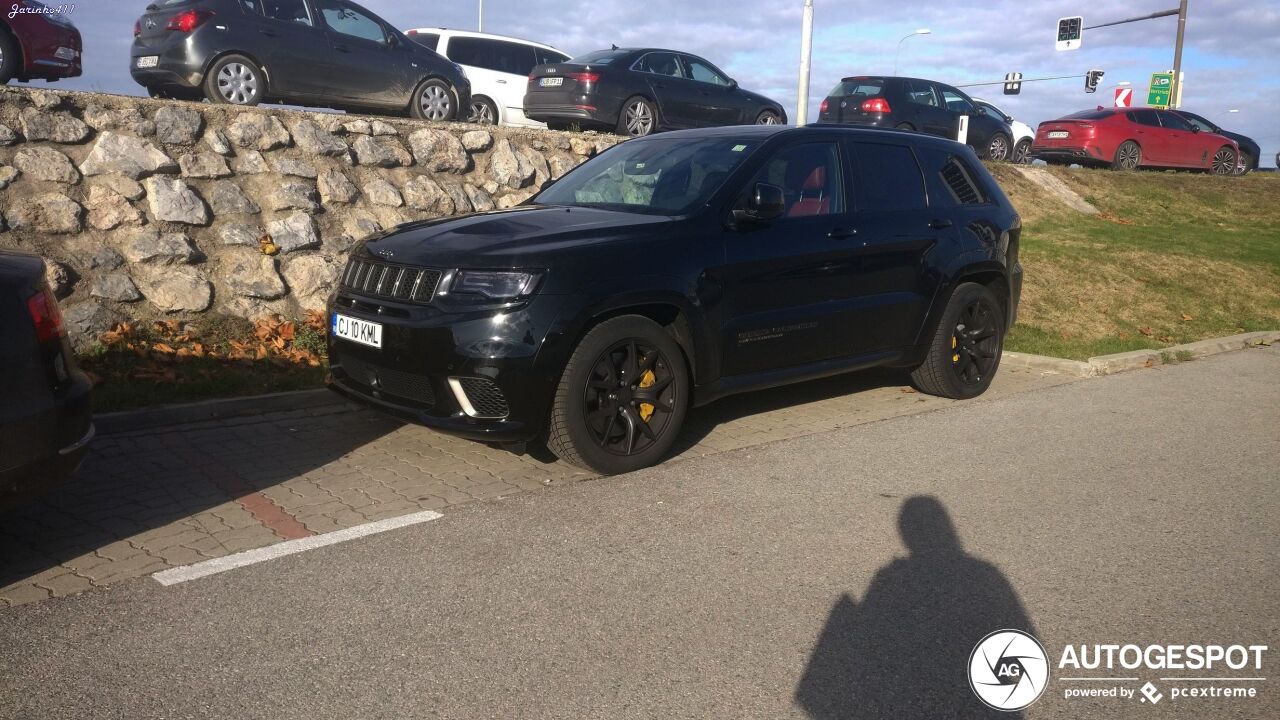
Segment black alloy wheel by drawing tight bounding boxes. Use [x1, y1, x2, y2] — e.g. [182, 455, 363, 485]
[910, 282, 1004, 399]
[547, 315, 688, 474]
[1210, 146, 1236, 176]
[1112, 140, 1142, 170]
[1013, 138, 1033, 164]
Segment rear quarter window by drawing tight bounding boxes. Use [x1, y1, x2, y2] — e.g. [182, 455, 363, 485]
[916, 147, 992, 207]
[850, 142, 926, 212]
[410, 32, 441, 51]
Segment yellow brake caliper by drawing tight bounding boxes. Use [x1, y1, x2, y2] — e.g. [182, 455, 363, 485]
[952, 335, 960, 363]
[638, 369, 657, 422]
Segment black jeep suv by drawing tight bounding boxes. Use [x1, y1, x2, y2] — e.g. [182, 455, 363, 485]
[326, 125, 1022, 474]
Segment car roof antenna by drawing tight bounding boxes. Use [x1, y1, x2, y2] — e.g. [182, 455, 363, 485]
[611, 43, 619, 50]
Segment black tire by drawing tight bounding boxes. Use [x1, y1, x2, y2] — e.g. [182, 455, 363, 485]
[1209, 145, 1236, 175]
[546, 315, 689, 474]
[616, 96, 657, 137]
[1111, 140, 1142, 170]
[0, 31, 18, 84]
[895, 122, 915, 132]
[986, 132, 1011, 162]
[755, 109, 782, 125]
[468, 95, 498, 125]
[410, 78, 456, 121]
[1013, 138, 1033, 164]
[1235, 152, 1254, 176]
[910, 282, 1005, 400]
[203, 54, 265, 105]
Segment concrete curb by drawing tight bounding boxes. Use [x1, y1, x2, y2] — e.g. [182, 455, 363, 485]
[97, 388, 351, 436]
[1003, 331, 1279, 379]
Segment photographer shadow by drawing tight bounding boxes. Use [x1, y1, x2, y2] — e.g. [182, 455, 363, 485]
[795, 496, 1039, 719]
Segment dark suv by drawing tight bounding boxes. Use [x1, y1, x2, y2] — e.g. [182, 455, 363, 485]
[818, 76, 1016, 162]
[130, 0, 470, 119]
[326, 125, 1022, 474]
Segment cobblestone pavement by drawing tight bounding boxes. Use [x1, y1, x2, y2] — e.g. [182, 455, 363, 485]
[0, 365, 1077, 607]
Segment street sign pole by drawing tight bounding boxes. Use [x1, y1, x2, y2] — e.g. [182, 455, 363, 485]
[795, 0, 814, 125]
[1170, 0, 1188, 108]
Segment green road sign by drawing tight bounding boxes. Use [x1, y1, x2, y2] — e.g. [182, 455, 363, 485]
[1148, 72, 1173, 108]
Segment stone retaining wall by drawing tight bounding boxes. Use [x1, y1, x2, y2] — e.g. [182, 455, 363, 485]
[0, 87, 619, 348]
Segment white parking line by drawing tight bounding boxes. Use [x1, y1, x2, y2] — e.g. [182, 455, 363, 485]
[152, 510, 443, 586]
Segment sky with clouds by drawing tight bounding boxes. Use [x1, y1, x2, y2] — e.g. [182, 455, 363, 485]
[36, 0, 1280, 166]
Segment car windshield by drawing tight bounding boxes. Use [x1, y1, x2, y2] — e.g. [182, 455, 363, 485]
[830, 79, 885, 97]
[532, 138, 758, 215]
[569, 49, 630, 65]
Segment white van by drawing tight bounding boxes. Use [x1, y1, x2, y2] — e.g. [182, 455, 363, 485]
[405, 28, 570, 128]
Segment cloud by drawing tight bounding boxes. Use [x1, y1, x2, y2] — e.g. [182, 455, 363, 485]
[35, 0, 1280, 165]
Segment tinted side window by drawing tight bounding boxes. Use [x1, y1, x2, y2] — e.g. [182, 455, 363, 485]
[745, 142, 845, 219]
[410, 32, 441, 51]
[633, 52, 685, 79]
[851, 142, 926, 212]
[903, 80, 937, 107]
[239, 0, 263, 13]
[938, 86, 973, 113]
[939, 157, 988, 205]
[315, 0, 386, 43]
[535, 47, 570, 65]
[263, 0, 313, 26]
[683, 56, 731, 86]
[451, 38, 538, 74]
[1157, 111, 1192, 131]
[1128, 110, 1160, 127]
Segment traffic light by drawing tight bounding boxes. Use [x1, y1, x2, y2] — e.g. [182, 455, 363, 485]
[1056, 16, 1083, 51]
[1085, 69, 1105, 93]
[1003, 72, 1023, 95]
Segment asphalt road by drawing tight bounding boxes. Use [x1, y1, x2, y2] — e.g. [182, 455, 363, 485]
[2, 347, 1277, 719]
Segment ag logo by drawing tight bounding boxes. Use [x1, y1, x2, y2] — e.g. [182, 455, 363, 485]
[968, 630, 1050, 711]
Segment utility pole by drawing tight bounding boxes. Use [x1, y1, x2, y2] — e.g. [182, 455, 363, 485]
[796, 0, 814, 125]
[1170, 0, 1188, 107]
[478, 0, 483, 32]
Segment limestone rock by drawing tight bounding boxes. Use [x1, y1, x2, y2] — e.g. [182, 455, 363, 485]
[45, 261, 71, 298]
[94, 174, 145, 200]
[86, 185, 145, 231]
[289, 119, 348, 156]
[460, 129, 493, 152]
[225, 113, 291, 151]
[91, 273, 142, 303]
[282, 255, 338, 310]
[204, 129, 232, 155]
[318, 168, 359, 204]
[274, 158, 317, 178]
[517, 145, 550, 186]
[207, 180, 260, 216]
[144, 177, 209, 224]
[266, 181, 320, 213]
[121, 230, 201, 265]
[30, 90, 62, 109]
[408, 128, 469, 172]
[344, 214, 381, 241]
[63, 301, 124, 350]
[489, 138, 535, 189]
[19, 107, 90, 143]
[351, 135, 410, 167]
[85, 246, 125, 270]
[462, 183, 495, 212]
[153, 106, 203, 145]
[8, 192, 83, 233]
[79, 132, 177, 179]
[220, 248, 286, 299]
[403, 176, 453, 214]
[343, 119, 372, 135]
[219, 222, 263, 246]
[83, 105, 154, 136]
[233, 150, 269, 174]
[362, 178, 403, 207]
[0, 124, 17, 146]
[0, 166, 16, 190]
[496, 189, 536, 209]
[266, 212, 320, 253]
[569, 137, 596, 157]
[441, 183, 472, 214]
[13, 147, 79, 184]
[178, 152, 232, 179]
[135, 265, 212, 312]
[370, 120, 398, 136]
[547, 151, 578, 180]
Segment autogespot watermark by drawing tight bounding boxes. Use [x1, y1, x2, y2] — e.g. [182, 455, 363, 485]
[9, 3, 75, 20]
[969, 633, 1269, 710]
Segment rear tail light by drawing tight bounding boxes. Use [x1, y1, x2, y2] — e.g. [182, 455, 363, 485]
[406, 29, 418, 35]
[820, 98, 829, 114]
[167, 9, 214, 33]
[567, 71, 600, 84]
[27, 285, 66, 345]
[861, 97, 891, 113]
[133, 20, 141, 37]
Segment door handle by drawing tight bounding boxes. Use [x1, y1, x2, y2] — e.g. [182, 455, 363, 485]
[928, 219, 953, 229]
[496, 79, 508, 84]
[827, 228, 858, 239]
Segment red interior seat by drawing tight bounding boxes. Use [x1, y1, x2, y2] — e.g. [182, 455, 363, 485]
[788, 165, 830, 217]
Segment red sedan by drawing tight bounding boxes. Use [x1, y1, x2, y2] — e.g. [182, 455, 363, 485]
[0, 1, 82, 85]
[1031, 107, 1240, 174]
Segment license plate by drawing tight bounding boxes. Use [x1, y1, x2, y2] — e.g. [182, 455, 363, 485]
[136, 56, 159, 69]
[539, 77, 563, 87]
[331, 314, 382, 349]
[1048, 131, 1069, 139]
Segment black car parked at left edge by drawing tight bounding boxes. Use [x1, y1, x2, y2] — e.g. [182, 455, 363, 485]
[1, 251, 94, 513]
[130, 0, 470, 120]
[1174, 110, 1262, 175]
[326, 125, 1022, 475]
[524, 47, 786, 136]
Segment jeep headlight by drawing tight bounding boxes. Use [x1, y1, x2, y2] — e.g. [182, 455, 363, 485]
[445, 270, 542, 301]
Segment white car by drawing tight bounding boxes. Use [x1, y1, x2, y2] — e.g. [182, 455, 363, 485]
[405, 28, 570, 128]
[974, 98, 1035, 163]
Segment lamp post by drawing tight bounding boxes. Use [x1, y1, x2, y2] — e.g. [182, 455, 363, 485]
[796, 0, 814, 125]
[478, 0, 483, 32]
[894, 28, 931, 75]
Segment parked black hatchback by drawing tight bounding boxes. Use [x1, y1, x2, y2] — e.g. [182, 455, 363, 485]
[818, 76, 1016, 161]
[524, 47, 786, 136]
[326, 125, 1022, 474]
[130, 0, 470, 119]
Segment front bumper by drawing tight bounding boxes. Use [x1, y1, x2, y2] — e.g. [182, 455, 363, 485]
[325, 289, 579, 444]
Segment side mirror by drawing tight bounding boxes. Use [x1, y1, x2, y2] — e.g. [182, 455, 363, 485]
[732, 183, 785, 226]
[387, 32, 400, 48]
[727, 78, 739, 90]
[1004, 115, 1014, 124]
[974, 106, 987, 116]
[1190, 125, 1201, 133]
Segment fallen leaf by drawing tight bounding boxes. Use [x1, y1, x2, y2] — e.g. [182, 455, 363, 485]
[1138, 326, 1154, 337]
[1181, 313, 1194, 322]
